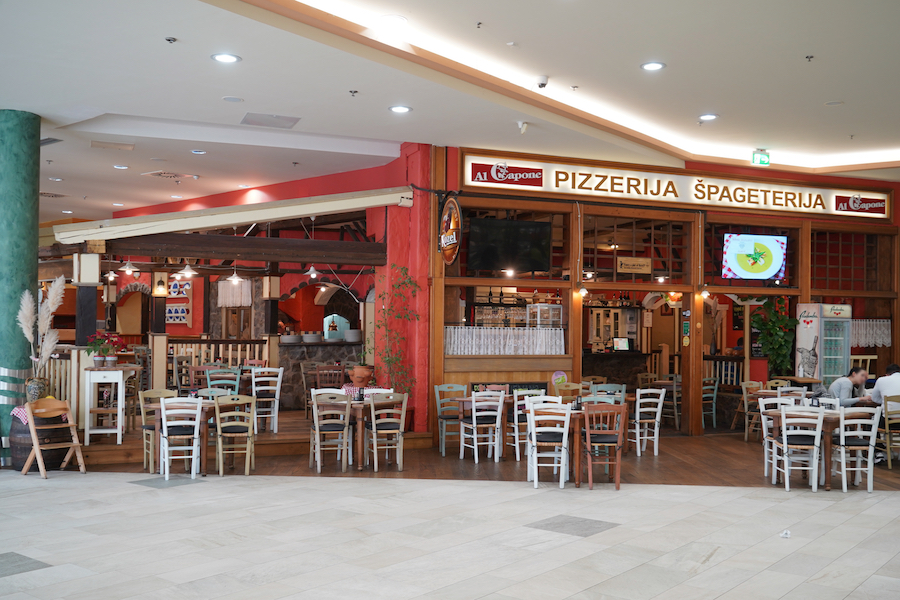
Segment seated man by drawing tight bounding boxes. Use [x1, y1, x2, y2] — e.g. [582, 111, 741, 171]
[870, 364, 900, 413]
[828, 367, 872, 406]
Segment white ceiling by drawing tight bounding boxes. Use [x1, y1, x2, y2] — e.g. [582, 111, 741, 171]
[1, 0, 898, 224]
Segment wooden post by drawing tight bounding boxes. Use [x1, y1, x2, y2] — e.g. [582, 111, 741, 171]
[681, 290, 705, 435]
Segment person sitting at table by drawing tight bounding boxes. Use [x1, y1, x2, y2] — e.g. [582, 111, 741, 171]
[828, 367, 872, 406]
[869, 363, 900, 463]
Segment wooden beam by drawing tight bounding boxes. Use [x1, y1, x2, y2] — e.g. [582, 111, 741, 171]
[38, 259, 73, 280]
[268, 210, 368, 231]
[38, 242, 84, 259]
[107, 233, 387, 266]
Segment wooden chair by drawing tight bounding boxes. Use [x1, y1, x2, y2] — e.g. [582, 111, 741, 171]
[732, 380, 763, 438]
[251, 367, 283, 434]
[434, 383, 466, 457]
[159, 397, 203, 481]
[771, 405, 825, 492]
[583, 375, 608, 385]
[20, 398, 86, 479]
[835, 406, 881, 492]
[173, 356, 192, 395]
[554, 382, 582, 403]
[630, 388, 665, 457]
[877, 397, 900, 470]
[637, 372, 658, 388]
[134, 345, 151, 391]
[583, 402, 627, 490]
[138, 389, 176, 473]
[214, 395, 256, 476]
[365, 393, 408, 472]
[459, 391, 504, 463]
[309, 393, 352, 473]
[316, 364, 345, 389]
[588, 383, 626, 403]
[701, 377, 719, 428]
[758, 397, 794, 478]
[484, 384, 510, 394]
[507, 389, 543, 461]
[206, 368, 240, 393]
[766, 378, 791, 391]
[188, 365, 217, 389]
[526, 400, 572, 488]
[243, 359, 267, 368]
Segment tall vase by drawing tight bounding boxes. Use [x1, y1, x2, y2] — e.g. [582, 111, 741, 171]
[25, 377, 49, 402]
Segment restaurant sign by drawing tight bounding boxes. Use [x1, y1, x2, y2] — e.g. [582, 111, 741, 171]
[464, 154, 891, 219]
[439, 196, 462, 266]
[616, 256, 652, 274]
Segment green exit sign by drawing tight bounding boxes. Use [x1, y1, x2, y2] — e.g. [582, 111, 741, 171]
[752, 151, 770, 166]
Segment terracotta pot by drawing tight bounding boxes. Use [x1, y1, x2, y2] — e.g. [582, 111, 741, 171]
[348, 365, 375, 387]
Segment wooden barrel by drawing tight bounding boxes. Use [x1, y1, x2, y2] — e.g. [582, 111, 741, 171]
[10, 415, 70, 472]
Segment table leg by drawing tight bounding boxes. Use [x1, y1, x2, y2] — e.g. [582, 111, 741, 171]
[823, 426, 833, 491]
[573, 415, 582, 488]
[356, 407, 365, 470]
[116, 374, 125, 445]
[155, 411, 162, 474]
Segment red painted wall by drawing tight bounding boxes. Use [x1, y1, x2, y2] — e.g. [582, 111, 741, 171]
[280, 285, 324, 332]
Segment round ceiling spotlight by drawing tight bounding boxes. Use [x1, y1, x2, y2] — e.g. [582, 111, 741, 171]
[222, 96, 244, 103]
[48, 177, 63, 182]
[191, 149, 207, 155]
[113, 165, 129, 169]
[171, 195, 183, 199]
[641, 62, 666, 71]
[112, 203, 124, 207]
[389, 106, 412, 114]
[61, 210, 73, 214]
[211, 53, 241, 63]
[698, 114, 719, 121]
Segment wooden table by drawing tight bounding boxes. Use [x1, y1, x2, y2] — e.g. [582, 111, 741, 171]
[778, 376, 822, 386]
[765, 408, 870, 491]
[145, 399, 215, 477]
[319, 397, 404, 471]
[83, 364, 142, 445]
[752, 389, 812, 399]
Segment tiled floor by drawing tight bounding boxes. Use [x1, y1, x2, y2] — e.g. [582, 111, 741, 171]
[1, 470, 899, 599]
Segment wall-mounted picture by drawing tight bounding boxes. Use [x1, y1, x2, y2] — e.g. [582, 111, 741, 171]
[660, 304, 673, 317]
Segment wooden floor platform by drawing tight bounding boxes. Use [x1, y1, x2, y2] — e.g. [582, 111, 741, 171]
[68, 411, 900, 491]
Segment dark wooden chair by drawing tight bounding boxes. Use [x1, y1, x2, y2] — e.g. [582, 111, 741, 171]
[316, 364, 345, 389]
[583, 402, 627, 490]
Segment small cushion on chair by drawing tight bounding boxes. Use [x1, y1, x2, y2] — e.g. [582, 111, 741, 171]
[438, 414, 459, 421]
[630, 412, 655, 422]
[141, 424, 155, 431]
[164, 425, 195, 436]
[784, 434, 818, 446]
[256, 390, 276, 399]
[463, 416, 498, 426]
[221, 425, 249, 434]
[836, 437, 872, 448]
[318, 423, 347, 432]
[365, 421, 401, 431]
[535, 432, 564, 444]
[588, 433, 619, 444]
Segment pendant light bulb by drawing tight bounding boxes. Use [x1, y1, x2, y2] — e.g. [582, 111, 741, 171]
[107, 270, 118, 282]
[306, 265, 319, 279]
[579, 286, 589, 297]
[226, 266, 244, 285]
[179, 263, 198, 278]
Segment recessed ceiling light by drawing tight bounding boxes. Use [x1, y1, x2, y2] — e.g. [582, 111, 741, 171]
[222, 96, 244, 103]
[641, 62, 666, 71]
[238, 184, 250, 188]
[48, 177, 63, 182]
[390, 106, 412, 114]
[61, 210, 73, 214]
[171, 195, 183, 199]
[824, 100, 845, 107]
[113, 165, 128, 169]
[112, 203, 124, 207]
[699, 114, 719, 121]
[212, 53, 241, 63]
[191, 150, 207, 155]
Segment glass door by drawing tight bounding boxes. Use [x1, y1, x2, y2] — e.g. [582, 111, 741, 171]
[821, 319, 850, 387]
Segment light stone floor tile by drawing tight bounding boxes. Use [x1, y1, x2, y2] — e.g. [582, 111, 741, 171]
[2, 470, 900, 600]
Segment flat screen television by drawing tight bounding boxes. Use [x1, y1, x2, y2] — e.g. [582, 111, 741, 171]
[613, 337, 631, 351]
[722, 234, 787, 280]
[467, 218, 552, 273]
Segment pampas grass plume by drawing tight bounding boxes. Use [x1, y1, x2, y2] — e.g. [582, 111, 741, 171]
[17, 290, 36, 346]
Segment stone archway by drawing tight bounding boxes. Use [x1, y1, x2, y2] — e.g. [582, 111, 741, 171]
[116, 282, 151, 302]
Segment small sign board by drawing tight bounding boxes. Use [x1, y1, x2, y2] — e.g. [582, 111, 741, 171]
[616, 256, 652, 274]
[439, 197, 462, 266]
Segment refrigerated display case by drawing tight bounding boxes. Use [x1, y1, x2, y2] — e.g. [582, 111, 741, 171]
[796, 303, 852, 387]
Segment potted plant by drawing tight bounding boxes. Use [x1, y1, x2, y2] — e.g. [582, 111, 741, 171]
[86, 332, 127, 367]
[347, 335, 374, 387]
[373, 264, 420, 395]
[17, 276, 65, 401]
[748, 296, 798, 378]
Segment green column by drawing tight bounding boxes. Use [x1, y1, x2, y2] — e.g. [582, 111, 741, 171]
[0, 110, 40, 405]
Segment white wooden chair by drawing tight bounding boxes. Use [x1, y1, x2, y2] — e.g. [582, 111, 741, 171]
[771, 405, 825, 492]
[758, 397, 794, 478]
[459, 390, 504, 463]
[159, 397, 203, 481]
[365, 392, 408, 472]
[251, 367, 283, 434]
[507, 389, 543, 461]
[526, 399, 572, 488]
[309, 393, 352, 473]
[630, 388, 665, 457]
[834, 406, 881, 492]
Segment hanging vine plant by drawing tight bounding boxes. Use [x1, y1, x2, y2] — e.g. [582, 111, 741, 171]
[375, 264, 421, 394]
[748, 296, 798, 377]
